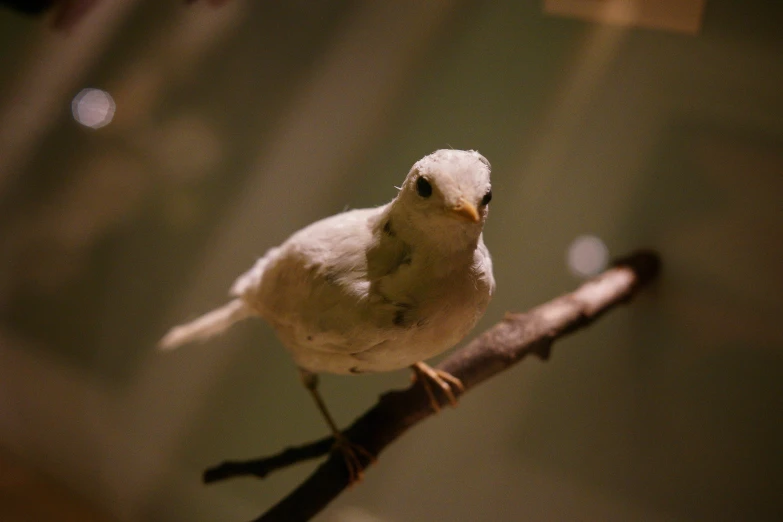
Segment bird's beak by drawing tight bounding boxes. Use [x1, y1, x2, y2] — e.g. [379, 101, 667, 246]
[449, 198, 480, 223]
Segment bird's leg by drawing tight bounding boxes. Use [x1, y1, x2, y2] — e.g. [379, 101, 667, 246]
[298, 369, 374, 483]
[410, 361, 464, 412]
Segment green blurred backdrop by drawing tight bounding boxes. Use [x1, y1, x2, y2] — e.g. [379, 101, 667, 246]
[0, 1, 781, 520]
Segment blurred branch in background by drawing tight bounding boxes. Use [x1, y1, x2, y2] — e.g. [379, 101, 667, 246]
[204, 250, 661, 522]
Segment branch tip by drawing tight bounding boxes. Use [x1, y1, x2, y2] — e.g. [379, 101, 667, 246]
[612, 249, 661, 286]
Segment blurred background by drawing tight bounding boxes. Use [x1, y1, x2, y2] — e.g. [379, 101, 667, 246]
[0, 0, 781, 520]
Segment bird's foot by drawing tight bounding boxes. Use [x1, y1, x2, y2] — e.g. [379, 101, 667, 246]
[332, 433, 375, 484]
[411, 361, 464, 412]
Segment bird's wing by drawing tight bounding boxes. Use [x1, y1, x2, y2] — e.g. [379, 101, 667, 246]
[233, 206, 411, 355]
[473, 234, 496, 297]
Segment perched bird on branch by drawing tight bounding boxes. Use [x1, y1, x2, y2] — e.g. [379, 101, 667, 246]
[160, 149, 495, 478]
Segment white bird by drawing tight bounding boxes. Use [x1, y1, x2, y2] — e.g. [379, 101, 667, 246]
[160, 149, 495, 476]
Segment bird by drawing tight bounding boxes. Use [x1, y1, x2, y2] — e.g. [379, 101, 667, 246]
[159, 149, 495, 478]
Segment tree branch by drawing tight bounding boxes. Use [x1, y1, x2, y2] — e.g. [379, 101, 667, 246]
[204, 250, 661, 522]
[203, 436, 334, 483]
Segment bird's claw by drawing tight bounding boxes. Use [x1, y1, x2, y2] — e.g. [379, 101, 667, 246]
[411, 361, 464, 412]
[332, 433, 375, 484]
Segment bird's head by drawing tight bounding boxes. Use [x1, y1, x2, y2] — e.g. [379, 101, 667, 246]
[387, 149, 492, 253]
[395, 149, 492, 231]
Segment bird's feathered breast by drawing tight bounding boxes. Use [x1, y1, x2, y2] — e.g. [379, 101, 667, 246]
[232, 203, 493, 373]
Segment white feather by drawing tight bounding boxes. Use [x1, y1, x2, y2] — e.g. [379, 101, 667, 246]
[158, 299, 252, 350]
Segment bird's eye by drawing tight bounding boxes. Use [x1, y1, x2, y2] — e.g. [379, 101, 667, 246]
[480, 189, 492, 206]
[416, 177, 432, 198]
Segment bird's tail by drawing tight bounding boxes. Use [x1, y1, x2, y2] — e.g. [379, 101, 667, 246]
[158, 299, 252, 350]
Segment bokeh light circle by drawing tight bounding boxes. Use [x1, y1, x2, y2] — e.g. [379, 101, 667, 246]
[72, 88, 116, 129]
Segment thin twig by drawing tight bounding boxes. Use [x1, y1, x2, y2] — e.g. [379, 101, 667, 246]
[205, 250, 661, 522]
[203, 436, 334, 483]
